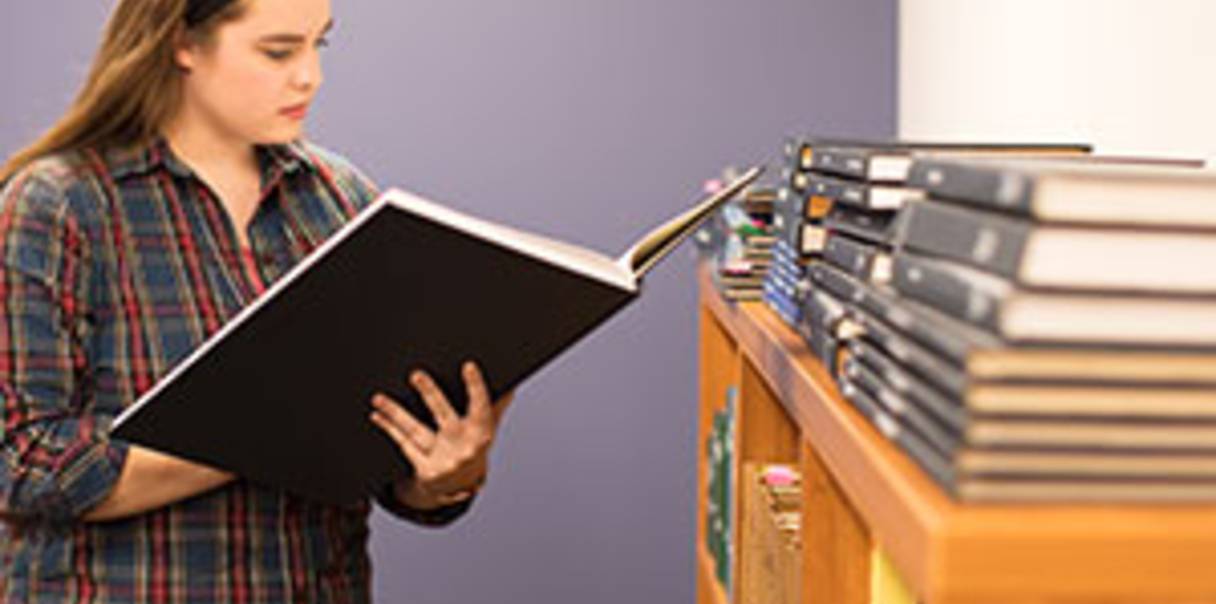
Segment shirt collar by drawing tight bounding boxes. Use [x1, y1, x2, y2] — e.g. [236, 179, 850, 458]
[104, 137, 318, 181]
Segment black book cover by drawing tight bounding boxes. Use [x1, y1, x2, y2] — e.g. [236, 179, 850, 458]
[798, 287, 848, 373]
[823, 232, 889, 283]
[893, 198, 1031, 281]
[906, 155, 1209, 224]
[836, 376, 960, 491]
[808, 142, 1092, 183]
[823, 204, 899, 246]
[112, 170, 761, 505]
[846, 337, 966, 432]
[907, 158, 1038, 215]
[889, 250, 1008, 334]
[811, 261, 1002, 372]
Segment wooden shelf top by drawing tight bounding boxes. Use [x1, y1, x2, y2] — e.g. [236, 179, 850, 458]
[700, 268, 1216, 604]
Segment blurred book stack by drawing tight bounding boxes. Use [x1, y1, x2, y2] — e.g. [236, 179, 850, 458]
[795, 140, 1092, 380]
[697, 168, 778, 301]
[763, 139, 828, 329]
[829, 155, 1216, 503]
[740, 464, 803, 604]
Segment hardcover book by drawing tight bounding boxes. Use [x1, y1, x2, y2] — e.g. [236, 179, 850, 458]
[112, 167, 762, 504]
[894, 198, 1216, 294]
[809, 142, 1091, 183]
[889, 251, 1216, 346]
[907, 156, 1210, 227]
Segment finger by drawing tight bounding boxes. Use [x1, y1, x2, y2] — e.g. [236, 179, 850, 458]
[370, 408, 430, 467]
[410, 370, 459, 429]
[371, 394, 437, 453]
[462, 361, 493, 426]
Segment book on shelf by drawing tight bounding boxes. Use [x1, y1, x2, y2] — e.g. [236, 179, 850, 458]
[741, 463, 802, 604]
[111, 167, 762, 505]
[823, 231, 893, 284]
[811, 261, 1216, 394]
[889, 250, 1216, 346]
[809, 142, 1092, 183]
[807, 172, 925, 211]
[848, 333, 1216, 444]
[786, 137, 1092, 176]
[847, 349, 1216, 454]
[797, 287, 851, 374]
[907, 156, 1211, 227]
[823, 203, 900, 246]
[894, 197, 1216, 294]
[838, 363, 1216, 504]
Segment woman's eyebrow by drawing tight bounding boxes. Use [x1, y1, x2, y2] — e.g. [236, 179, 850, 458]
[258, 19, 335, 44]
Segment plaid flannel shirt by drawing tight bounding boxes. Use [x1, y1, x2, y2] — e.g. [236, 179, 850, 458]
[0, 139, 470, 604]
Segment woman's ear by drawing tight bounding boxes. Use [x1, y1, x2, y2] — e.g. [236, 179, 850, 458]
[173, 31, 200, 73]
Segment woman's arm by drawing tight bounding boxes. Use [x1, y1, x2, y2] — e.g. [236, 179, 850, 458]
[0, 172, 231, 524]
[83, 447, 232, 522]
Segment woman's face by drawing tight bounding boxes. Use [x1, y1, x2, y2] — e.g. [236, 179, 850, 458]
[175, 0, 333, 146]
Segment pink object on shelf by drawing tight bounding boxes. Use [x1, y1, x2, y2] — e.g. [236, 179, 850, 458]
[760, 465, 799, 487]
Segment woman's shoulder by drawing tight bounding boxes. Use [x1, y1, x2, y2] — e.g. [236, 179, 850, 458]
[1, 150, 105, 219]
[292, 141, 379, 190]
[288, 140, 381, 211]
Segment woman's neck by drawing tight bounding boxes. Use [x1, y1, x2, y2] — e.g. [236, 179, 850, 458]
[161, 113, 258, 178]
[162, 115, 264, 248]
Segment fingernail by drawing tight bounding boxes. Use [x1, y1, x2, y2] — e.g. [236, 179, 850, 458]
[463, 362, 475, 377]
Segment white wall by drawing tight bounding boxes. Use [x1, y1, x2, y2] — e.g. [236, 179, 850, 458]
[900, 0, 1216, 162]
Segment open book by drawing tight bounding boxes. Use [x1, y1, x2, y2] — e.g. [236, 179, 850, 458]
[112, 166, 763, 505]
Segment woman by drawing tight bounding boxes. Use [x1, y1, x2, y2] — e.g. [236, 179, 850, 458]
[0, 0, 512, 601]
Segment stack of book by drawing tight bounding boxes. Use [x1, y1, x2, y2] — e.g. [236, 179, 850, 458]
[832, 156, 1216, 503]
[706, 387, 739, 592]
[795, 140, 1092, 377]
[741, 464, 803, 604]
[703, 169, 777, 301]
[763, 139, 825, 327]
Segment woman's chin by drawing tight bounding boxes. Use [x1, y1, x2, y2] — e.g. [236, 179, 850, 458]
[257, 127, 306, 146]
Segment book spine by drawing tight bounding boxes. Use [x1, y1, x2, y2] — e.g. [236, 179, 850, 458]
[824, 232, 881, 282]
[849, 309, 971, 400]
[895, 200, 1030, 281]
[843, 355, 963, 456]
[889, 253, 1004, 334]
[800, 288, 848, 374]
[824, 205, 898, 247]
[846, 338, 967, 430]
[908, 159, 1038, 216]
[836, 375, 960, 491]
[807, 261, 863, 306]
[810, 147, 871, 181]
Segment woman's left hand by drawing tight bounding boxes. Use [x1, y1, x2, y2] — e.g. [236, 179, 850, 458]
[370, 361, 514, 509]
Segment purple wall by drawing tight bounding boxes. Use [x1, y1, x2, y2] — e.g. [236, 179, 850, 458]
[0, 1, 894, 602]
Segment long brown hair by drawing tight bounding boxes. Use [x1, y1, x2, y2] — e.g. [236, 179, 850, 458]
[0, 0, 247, 183]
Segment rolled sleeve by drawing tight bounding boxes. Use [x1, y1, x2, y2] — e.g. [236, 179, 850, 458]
[374, 483, 476, 528]
[0, 170, 125, 522]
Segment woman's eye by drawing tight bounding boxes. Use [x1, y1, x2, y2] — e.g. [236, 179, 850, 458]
[263, 47, 295, 61]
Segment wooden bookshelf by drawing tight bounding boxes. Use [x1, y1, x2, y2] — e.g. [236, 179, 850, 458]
[695, 266, 1216, 604]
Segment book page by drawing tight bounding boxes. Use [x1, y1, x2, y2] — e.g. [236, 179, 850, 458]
[619, 166, 764, 278]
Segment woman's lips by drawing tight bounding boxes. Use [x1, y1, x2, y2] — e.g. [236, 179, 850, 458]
[281, 104, 309, 120]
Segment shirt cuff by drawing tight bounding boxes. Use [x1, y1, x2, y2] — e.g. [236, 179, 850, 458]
[7, 436, 130, 523]
[374, 483, 476, 528]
